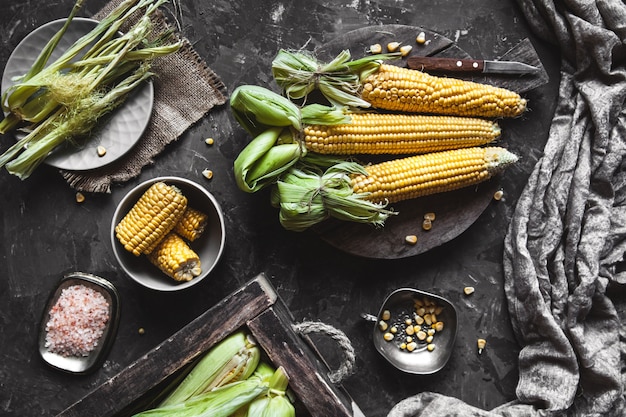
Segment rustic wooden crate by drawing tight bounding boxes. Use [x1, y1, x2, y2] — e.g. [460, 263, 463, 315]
[56, 273, 362, 417]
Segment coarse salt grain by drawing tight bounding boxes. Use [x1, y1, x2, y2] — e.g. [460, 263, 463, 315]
[45, 284, 110, 357]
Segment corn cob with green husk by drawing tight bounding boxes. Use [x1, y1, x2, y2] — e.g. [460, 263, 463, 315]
[271, 49, 527, 118]
[158, 331, 261, 407]
[231, 85, 502, 193]
[0, 0, 181, 179]
[271, 146, 518, 231]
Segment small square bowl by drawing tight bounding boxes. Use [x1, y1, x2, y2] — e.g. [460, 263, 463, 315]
[110, 176, 226, 291]
[365, 288, 458, 374]
[38, 272, 120, 375]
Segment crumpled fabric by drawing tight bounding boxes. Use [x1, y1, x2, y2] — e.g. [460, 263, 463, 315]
[388, 1, 626, 416]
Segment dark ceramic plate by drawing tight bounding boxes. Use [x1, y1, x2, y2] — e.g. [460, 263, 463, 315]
[312, 24, 547, 259]
[38, 272, 120, 374]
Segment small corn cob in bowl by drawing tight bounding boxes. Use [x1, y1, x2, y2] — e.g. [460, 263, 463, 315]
[111, 177, 225, 291]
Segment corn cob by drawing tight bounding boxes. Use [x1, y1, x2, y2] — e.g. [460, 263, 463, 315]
[361, 64, 527, 118]
[115, 181, 188, 256]
[159, 331, 261, 407]
[174, 207, 208, 242]
[303, 112, 501, 155]
[351, 146, 518, 204]
[147, 233, 202, 282]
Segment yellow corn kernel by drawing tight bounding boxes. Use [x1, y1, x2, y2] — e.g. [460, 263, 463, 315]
[434, 321, 444, 332]
[361, 63, 527, 118]
[416, 31, 427, 44]
[427, 343, 435, 351]
[147, 233, 202, 282]
[464, 286, 475, 295]
[477, 338, 487, 354]
[115, 182, 188, 256]
[422, 218, 432, 231]
[303, 113, 501, 155]
[416, 330, 427, 341]
[174, 207, 209, 242]
[350, 147, 518, 204]
[383, 332, 394, 341]
[75, 192, 85, 203]
[378, 320, 388, 331]
[382, 309, 391, 321]
[405, 234, 418, 245]
[387, 41, 401, 52]
[406, 341, 418, 352]
[97, 145, 107, 157]
[399, 45, 413, 56]
[369, 43, 383, 54]
[494, 189, 504, 200]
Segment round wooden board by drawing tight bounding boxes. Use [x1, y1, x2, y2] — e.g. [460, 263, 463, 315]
[310, 25, 537, 259]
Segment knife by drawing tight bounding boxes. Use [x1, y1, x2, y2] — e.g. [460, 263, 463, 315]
[406, 56, 540, 75]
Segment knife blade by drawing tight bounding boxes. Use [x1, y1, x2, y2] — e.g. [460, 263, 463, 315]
[406, 56, 540, 75]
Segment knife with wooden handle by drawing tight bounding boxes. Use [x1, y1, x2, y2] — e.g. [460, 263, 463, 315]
[406, 56, 540, 75]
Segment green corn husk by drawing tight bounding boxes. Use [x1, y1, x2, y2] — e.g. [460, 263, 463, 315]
[0, 0, 181, 179]
[159, 331, 261, 407]
[132, 377, 269, 417]
[270, 159, 394, 231]
[231, 85, 350, 192]
[245, 366, 295, 417]
[271, 49, 399, 108]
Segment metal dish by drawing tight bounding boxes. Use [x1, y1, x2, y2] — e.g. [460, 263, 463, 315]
[362, 288, 457, 374]
[1, 18, 154, 171]
[38, 272, 120, 375]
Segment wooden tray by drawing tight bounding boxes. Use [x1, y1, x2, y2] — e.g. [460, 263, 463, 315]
[312, 25, 548, 259]
[56, 274, 362, 417]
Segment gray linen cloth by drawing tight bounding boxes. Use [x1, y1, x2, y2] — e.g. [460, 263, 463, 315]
[388, 1, 626, 416]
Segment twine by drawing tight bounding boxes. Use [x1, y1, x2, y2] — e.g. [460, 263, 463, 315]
[292, 320, 356, 384]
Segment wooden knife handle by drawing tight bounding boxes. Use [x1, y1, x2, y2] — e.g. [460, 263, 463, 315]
[407, 56, 484, 72]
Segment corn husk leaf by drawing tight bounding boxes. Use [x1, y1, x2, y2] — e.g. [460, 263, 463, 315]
[159, 331, 260, 407]
[133, 378, 268, 417]
[270, 160, 394, 231]
[271, 49, 399, 108]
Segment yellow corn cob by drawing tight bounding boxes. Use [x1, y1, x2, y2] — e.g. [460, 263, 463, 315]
[147, 233, 201, 281]
[115, 181, 188, 256]
[351, 146, 518, 204]
[174, 207, 208, 242]
[361, 64, 527, 118]
[303, 113, 501, 155]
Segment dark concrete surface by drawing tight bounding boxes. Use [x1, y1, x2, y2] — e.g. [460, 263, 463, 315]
[0, 0, 561, 415]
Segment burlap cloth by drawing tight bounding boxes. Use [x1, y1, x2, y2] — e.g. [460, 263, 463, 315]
[60, 0, 227, 193]
[388, 1, 626, 416]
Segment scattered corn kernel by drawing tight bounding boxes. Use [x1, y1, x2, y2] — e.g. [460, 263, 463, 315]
[138, 327, 145, 335]
[97, 145, 107, 157]
[387, 41, 401, 52]
[404, 318, 413, 326]
[415, 315, 424, 325]
[406, 342, 418, 352]
[378, 320, 388, 331]
[416, 307, 426, 317]
[205, 137, 214, 145]
[75, 192, 85, 203]
[416, 31, 427, 44]
[426, 335, 434, 343]
[202, 169, 213, 179]
[416, 330, 427, 341]
[494, 190, 504, 200]
[424, 212, 436, 221]
[405, 325, 415, 336]
[477, 338, 487, 354]
[369, 43, 383, 54]
[434, 321, 444, 332]
[434, 306, 443, 315]
[427, 343, 435, 351]
[400, 342, 407, 350]
[399, 45, 413, 56]
[390, 326, 398, 334]
[414, 299, 423, 307]
[405, 234, 418, 245]
[464, 286, 475, 295]
[382, 309, 391, 321]
[424, 314, 433, 325]
[422, 218, 433, 231]
[383, 332, 394, 341]
[427, 328, 436, 336]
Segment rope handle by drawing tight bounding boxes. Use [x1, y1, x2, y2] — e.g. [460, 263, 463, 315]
[292, 321, 356, 384]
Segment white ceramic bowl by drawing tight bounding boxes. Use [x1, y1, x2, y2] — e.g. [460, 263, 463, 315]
[111, 177, 225, 291]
